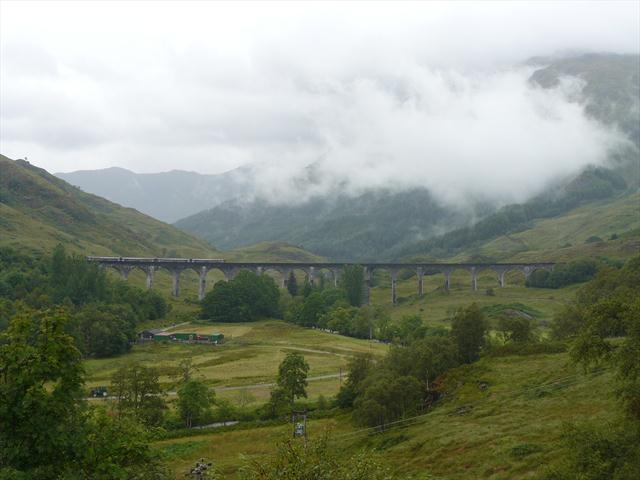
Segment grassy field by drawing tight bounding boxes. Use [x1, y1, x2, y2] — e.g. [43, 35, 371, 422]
[84, 320, 388, 396]
[83, 276, 599, 479]
[155, 416, 354, 477]
[369, 269, 577, 331]
[88, 272, 577, 396]
[360, 351, 617, 480]
[153, 349, 618, 479]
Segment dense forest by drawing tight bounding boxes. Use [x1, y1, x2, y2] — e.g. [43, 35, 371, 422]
[0, 245, 167, 357]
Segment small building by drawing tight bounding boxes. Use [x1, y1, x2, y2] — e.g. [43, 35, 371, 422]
[148, 331, 224, 345]
[172, 332, 197, 342]
[139, 328, 165, 341]
[152, 332, 174, 343]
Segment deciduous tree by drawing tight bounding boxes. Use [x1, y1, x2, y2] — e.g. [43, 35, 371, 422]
[111, 363, 166, 426]
[276, 353, 310, 405]
[450, 303, 488, 363]
[177, 379, 214, 428]
[0, 308, 84, 475]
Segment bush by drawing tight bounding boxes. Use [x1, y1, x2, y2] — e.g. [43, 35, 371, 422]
[450, 304, 488, 364]
[526, 260, 598, 289]
[200, 270, 279, 322]
[550, 304, 585, 340]
[545, 422, 640, 480]
[240, 437, 394, 479]
[585, 235, 604, 244]
[497, 316, 537, 343]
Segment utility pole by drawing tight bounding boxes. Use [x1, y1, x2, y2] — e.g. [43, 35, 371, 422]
[292, 409, 308, 445]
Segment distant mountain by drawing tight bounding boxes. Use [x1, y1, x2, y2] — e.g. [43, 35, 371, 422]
[444, 191, 640, 264]
[48, 53, 639, 261]
[0, 155, 220, 257]
[396, 166, 634, 261]
[529, 53, 639, 147]
[175, 189, 485, 261]
[529, 53, 640, 187]
[226, 241, 325, 263]
[56, 166, 253, 223]
[175, 53, 639, 261]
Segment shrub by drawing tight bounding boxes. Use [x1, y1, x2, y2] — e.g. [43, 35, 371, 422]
[450, 303, 488, 364]
[200, 270, 279, 322]
[497, 316, 537, 343]
[526, 260, 598, 289]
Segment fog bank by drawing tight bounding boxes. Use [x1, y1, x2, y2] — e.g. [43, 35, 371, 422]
[1, 1, 637, 208]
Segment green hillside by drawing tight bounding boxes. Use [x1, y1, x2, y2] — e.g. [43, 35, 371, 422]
[174, 187, 468, 261]
[227, 241, 325, 262]
[400, 167, 637, 261]
[448, 192, 640, 263]
[0, 155, 219, 257]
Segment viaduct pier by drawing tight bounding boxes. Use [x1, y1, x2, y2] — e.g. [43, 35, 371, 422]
[87, 257, 555, 304]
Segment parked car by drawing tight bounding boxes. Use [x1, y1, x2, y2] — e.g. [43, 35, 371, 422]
[90, 386, 108, 397]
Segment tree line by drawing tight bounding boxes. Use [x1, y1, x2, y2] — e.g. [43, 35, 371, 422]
[336, 303, 489, 429]
[0, 245, 168, 357]
[0, 308, 170, 479]
[525, 258, 601, 289]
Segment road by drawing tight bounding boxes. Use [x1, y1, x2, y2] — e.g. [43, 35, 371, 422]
[87, 371, 345, 401]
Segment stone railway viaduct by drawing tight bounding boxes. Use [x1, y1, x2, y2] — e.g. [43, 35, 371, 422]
[88, 257, 555, 304]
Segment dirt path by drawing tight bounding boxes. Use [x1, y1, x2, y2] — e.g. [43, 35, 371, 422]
[87, 371, 345, 401]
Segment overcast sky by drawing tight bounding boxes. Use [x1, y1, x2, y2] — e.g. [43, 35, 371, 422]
[1, 1, 638, 205]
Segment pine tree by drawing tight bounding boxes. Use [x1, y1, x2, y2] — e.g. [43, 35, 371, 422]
[287, 270, 298, 296]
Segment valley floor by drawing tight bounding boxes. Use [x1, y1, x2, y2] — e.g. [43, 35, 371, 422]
[82, 275, 618, 479]
[85, 320, 388, 402]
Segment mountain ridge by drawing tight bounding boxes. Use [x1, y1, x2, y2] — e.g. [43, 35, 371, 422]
[44, 53, 640, 261]
[56, 164, 254, 223]
[173, 53, 639, 260]
[0, 155, 220, 257]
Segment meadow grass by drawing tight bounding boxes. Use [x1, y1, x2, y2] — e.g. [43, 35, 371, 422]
[154, 350, 618, 479]
[371, 352, 617, 479]
[370, 270, 576, 330]
[84, 320, 387, 390]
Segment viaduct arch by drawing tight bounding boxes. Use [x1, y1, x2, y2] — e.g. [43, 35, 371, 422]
[88, 257, 555, 304]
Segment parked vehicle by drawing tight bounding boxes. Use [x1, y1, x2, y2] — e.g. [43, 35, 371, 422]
[90, 386, 108, 397]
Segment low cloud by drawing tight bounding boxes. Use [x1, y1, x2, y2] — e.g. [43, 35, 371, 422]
[251, 68, 627, 207]
[0, 1, 637, 209]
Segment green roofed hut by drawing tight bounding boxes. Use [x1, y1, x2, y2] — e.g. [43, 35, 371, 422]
[150, 331, 224, 345]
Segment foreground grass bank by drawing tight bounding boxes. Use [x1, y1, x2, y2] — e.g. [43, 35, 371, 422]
[155, 349, 616, 479]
